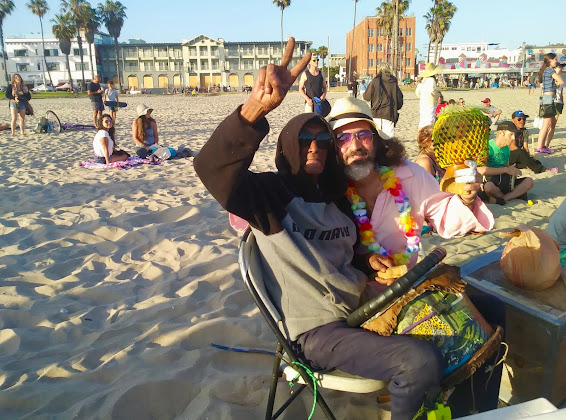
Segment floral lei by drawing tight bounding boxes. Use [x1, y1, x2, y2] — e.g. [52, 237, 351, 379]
[345, 166, 419, 266]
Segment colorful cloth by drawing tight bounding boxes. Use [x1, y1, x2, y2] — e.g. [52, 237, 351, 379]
[368, 160, 494, 269]
[560, 249, 566, 267]
[80, 156, 157, 169]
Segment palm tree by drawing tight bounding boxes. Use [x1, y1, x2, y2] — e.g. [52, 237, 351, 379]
[433, 1, 457, 64]
[272, 0, 290, 62]
[317, 45, 328, 75]
[83, 5, 99, 80]
[0, 0, 15, 85]
[52, 12, 76, 87]
[424, 8, 436, 63]
[390, 0, 410, 76]
[62, 0, 89, 92]
[348, 0, 358, 81]
[97, 0, 126, 89]
[27, 0, 53, 86]
[375, 2, 393, 67]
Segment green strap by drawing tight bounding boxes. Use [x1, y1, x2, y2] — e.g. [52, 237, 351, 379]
[289, 361, 318, 420]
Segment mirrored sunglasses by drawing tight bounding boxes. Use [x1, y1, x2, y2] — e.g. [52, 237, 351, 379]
[335, 129, 374, 148]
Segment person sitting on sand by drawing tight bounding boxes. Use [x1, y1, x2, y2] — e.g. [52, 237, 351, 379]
[477, 121, 534, 205]
[414, 125, 445, 181]
[547, 197, 566, 249]
[132, 104, 159, 152]
[195, 39, 446, 420]
[479, 98, 502, 125]
[509, 110, 557, 174]
[93, 114, 128, 164]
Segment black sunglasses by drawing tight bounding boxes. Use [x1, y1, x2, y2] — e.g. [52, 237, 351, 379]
[298, 131, 332, 149]
[516, 117, 526, 121]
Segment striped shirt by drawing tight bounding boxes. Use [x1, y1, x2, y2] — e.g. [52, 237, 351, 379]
[542, 67, 556, 93]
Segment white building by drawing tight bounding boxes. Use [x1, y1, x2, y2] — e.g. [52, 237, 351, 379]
[428, 42, 522, 64]
[5, 35, 107, 86]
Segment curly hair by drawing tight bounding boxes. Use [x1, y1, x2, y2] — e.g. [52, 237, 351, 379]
[416, 125, 434, 155]
[373, 129, 406, 167]
[96, 113, 115, 142]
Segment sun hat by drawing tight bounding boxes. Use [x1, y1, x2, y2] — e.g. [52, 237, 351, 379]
[481, 98, 491, 103]
[420, 62, 442, 78]
[512, 110, 529, 119]
[136, 104, 153, 118]
[326, 96, 378, 131]
[497, 120, 520, 134]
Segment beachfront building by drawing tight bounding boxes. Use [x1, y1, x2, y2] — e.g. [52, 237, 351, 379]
[419, 44, 566, 86]
[329, 53, 347, 84]
[97, 35, 312, 92]
[4, 34, 113, 87]
[346, 16, 416, 80]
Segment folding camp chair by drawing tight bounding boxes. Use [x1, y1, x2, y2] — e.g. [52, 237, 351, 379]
[238, 229, 388, 420]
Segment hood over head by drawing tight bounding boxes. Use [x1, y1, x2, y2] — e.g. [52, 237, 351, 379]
[275, 112, 347, 200]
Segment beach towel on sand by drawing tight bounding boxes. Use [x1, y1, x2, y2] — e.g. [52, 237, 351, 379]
[80, 156, 158, 169]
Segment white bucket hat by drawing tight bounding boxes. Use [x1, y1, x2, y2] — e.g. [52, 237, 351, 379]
[136, 104, 153, 118]
[326, 96, 378, 131]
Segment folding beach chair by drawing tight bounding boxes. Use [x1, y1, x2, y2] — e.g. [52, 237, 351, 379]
[238, 229, 388, 420]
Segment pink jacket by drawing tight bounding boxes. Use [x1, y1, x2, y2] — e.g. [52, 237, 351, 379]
[369, 160, 495, 268]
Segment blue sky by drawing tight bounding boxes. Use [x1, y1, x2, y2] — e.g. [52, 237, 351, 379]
[6, 0, 566, 59]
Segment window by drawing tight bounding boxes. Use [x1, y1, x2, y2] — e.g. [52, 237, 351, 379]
[74, 62, 89, 70]
[158, 61, 168, 71]
[173, 61, 182, 71]
[258, 47, 268, 55]
[241, 59, 253, 70]
[368, 44, 374, 53]
[16, 64, 29, 71]
[157, 47, 167, 57]
[211, 60, 220, 70]
[47, 62, 59, 71]
[477, 47, 481, 52]
[37, 63, 41, 70]
[452, 47, 457, 51]
[399, 28, 403, 36]
[258, 59, 269, 67]
[199, 46, 208, 55]
[142, 61, 154, 71]
[211, 47, 219, 57]
[408, 28, 412, 37]
[406, 58, 411, 66]
[73, 48, 87, 56]
[14, 49, 27, 57]
[368, 58, 374, 68]
[188, 60, 197, 72]
[242, 47, 253, 55]
[226, 48, 238, 56]
[378, 44, 383, 52]
[189, 46, 197, 57]
[200, 59, 209, 70]
[44, 49, 58, 56]
[406, 43, 411, 51]
[125, 63, 139, 71]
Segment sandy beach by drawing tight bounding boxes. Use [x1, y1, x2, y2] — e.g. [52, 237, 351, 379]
[0, 88, 564, 419]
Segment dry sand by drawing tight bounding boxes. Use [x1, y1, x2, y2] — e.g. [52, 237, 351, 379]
[0, 88, 564, 419]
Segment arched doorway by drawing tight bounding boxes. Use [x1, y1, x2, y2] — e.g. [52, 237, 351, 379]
[229, 73, 239, 88]
[212, 74, 221, 86]
[189, 75, 198, 87]
[200, 75, 211, 87]
[243, 73, 254, 87]
[158, 74, 169, 89]
[143, 75, 154, 89]
[173, 74, 182, 88]
[128, 75, 139, 89]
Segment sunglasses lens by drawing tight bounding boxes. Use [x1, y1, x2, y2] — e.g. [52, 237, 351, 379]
[336, 133, 353, 148]
[357, 130, 374, 143]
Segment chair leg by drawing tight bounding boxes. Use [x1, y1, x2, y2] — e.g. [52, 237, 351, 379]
[265, 342, 283, 420]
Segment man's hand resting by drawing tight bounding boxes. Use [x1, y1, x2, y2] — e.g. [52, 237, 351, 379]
[506, 164, 521, 177]
[240, 37, 311, 124]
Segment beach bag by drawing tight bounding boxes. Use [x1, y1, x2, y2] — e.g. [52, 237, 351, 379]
[539, 96, 556, 118]
[362, 265, 503, 389]
[500, 224, 561, 290]
[533, 116, 543, 130]
[313, 97, 331, 117]
[151, 145, 171, 160]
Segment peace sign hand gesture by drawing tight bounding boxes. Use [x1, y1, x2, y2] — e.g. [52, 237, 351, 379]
[240, 37, 311, 124]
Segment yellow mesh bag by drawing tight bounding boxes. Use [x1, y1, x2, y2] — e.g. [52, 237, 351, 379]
[433, 106, 490, 169]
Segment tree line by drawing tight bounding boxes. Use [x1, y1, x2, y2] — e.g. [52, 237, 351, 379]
[0, 0, 126, 91]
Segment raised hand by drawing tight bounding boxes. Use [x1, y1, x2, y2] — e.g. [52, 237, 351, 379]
[240, 37, 311, 124]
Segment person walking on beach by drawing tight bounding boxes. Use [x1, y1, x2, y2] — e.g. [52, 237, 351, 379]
[415, 62, 440, 130]
[103, 80, 120, 123]
[535, 53, 564, 154]
[363, 62, 403, 139]
[528, 72, 537, 95]
[5, 73, 30, 135]
[88, 75, 104, 126]
[299, 54, 327, 113]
